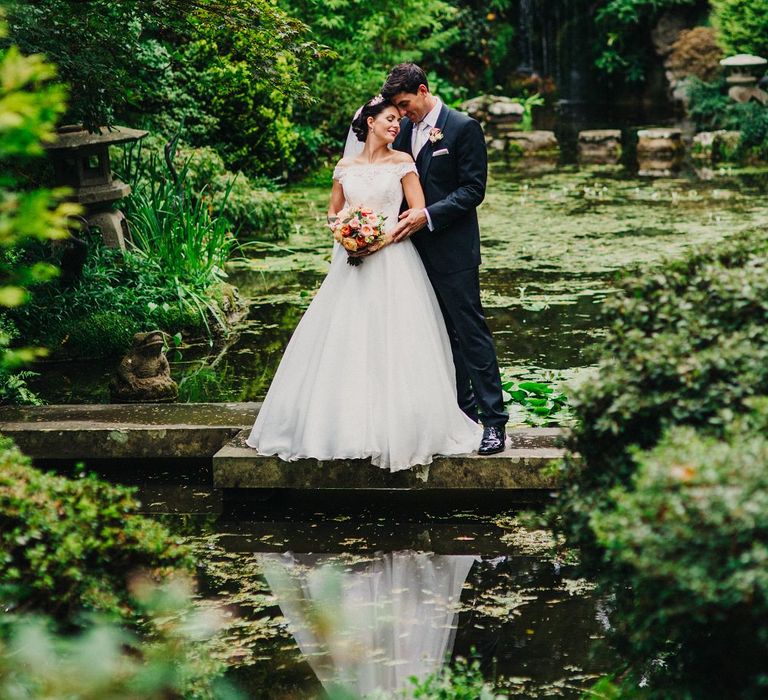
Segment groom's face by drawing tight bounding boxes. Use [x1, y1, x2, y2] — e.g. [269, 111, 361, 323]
[390, 85, 431, 124]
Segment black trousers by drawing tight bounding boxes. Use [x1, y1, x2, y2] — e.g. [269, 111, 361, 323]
[424, 263, 508, 429]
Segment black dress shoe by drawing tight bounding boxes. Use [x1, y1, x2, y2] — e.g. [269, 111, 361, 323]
[478, 426, 506, 455]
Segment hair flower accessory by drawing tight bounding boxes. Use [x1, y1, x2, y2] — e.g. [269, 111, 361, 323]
[428, 127, 444, 144]
[369, 94, 385, 106]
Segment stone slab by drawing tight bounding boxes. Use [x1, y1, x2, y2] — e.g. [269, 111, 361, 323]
[213, 429, 563, 490]
[0, 402, 260, 460]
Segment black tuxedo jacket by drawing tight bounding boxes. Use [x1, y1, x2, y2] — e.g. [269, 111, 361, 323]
[393, 104, 487, 274]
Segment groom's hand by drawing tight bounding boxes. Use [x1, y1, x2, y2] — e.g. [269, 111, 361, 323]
[392, 208, 427, 242]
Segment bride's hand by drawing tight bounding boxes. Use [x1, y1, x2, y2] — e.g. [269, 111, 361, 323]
[349, 235, 393, 257]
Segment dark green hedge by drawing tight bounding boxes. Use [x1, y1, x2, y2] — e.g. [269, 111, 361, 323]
[0, 436, 191, 623]
[555, 229, 768, 697]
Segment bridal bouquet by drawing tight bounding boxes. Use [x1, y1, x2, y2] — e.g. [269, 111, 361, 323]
[329, 205, 387, 266]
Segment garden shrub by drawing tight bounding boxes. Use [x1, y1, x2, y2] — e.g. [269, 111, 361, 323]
[667, 26, 723, 82]
[685, 78, 768, 162]
[589, 416, 768, 698]
[712, 0, 768, 58]
[176, 143, 294, 241]
[0, 436, 191, 624]
[557, 230, 768, 552]
[0, 575, 242, 699]
[555, 229, 768, 696]
[9, 238, 213, 359]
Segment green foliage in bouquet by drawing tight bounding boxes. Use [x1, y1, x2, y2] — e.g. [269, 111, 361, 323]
[0, 436, 191, 624]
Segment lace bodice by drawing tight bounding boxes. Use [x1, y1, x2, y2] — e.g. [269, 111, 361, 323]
[333, 161, 418, 231]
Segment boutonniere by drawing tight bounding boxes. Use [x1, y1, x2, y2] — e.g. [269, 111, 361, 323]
[428, 127, 444, 144]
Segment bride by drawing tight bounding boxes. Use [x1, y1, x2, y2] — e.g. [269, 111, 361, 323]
[246, 95, 482, 471]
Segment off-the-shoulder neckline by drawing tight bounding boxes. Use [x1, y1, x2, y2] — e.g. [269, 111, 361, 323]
[336, 160, 415, 168]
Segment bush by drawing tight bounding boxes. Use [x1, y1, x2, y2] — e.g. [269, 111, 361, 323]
[175, 143, 294, 241]
[555, 229, 768, 696]
[685, 78, 768, 162]
[0, 577, 243, 700]
[0, 14, 75, 401]
[712, 0, 768, 58]
[667, 26, 723, 82]
[588, 415, 768, 698]
[8, 238, 215, 358]
[0, 436, 191, 624]
[593, 0, 700, 82]
[556, 230, 768, 554]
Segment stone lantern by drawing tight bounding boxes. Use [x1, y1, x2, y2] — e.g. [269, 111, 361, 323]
[43, 125, 148, 249]
[719, 54, 768, 105]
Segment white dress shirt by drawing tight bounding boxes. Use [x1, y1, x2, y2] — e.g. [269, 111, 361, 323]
[411, 98, 443, 156]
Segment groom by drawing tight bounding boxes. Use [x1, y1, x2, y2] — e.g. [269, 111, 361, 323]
[382, 63, 508, 455]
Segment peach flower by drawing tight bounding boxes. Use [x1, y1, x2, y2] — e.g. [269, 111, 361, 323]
[341, 236, 359, 251]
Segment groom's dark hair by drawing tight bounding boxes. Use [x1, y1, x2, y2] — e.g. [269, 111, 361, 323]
[381, 63, 429, 99]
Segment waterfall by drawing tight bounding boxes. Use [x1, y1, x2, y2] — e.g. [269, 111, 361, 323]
[517, 0, 535, 74]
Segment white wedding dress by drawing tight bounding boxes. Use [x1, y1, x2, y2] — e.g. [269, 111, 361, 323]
[259, 551, 476, 697]
[245, 161, 481, 471]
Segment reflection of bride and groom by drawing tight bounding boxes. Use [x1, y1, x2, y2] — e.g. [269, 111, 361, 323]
[261, 551, 478, 697]
[247, 62, 510, 470]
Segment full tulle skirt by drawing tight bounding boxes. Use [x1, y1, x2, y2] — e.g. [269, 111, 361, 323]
[246, 240, 481, 471]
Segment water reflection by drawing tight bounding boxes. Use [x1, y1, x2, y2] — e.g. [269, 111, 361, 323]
[260, 551, 475, 696]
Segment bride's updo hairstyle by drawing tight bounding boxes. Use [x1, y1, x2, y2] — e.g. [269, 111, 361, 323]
[351, 95, 393, 142]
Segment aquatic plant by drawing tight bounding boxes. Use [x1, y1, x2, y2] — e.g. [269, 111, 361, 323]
[502, 379, 571, 426]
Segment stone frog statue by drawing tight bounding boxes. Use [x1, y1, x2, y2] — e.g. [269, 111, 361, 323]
[110, 330, 178, 403]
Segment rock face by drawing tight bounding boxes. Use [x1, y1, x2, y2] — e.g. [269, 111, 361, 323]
[636, 128, 684, 176]
[110, 331, 179, 403]
[461, 95, 524, 127]
[578, 129, 622, 165]
[459, 94, 559, 162]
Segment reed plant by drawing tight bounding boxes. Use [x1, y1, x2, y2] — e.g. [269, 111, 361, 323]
[124, 145, 238, 332]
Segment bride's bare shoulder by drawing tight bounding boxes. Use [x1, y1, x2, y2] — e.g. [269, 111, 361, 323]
[388, 151, 415, 164]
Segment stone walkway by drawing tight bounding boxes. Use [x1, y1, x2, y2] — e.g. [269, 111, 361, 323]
[0, 403, 564, 492]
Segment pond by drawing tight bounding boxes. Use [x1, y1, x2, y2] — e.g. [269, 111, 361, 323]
[30, 164, 768, 423]
[30, 164, 768, 696]
[129, 480, 615, 698]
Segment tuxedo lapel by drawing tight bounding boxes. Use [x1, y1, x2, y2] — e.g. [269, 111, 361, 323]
[417, 104, 450, 180]
[397, 118, 415, 157]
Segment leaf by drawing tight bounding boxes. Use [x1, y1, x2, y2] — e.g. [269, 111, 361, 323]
[518, 381, 553, 395]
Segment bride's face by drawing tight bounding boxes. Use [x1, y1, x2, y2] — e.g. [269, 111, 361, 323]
[368, 106, 401, 143]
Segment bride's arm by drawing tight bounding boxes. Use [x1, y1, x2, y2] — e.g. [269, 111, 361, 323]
[327, 179, 345, 220]
[402, 171, 426, 211]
